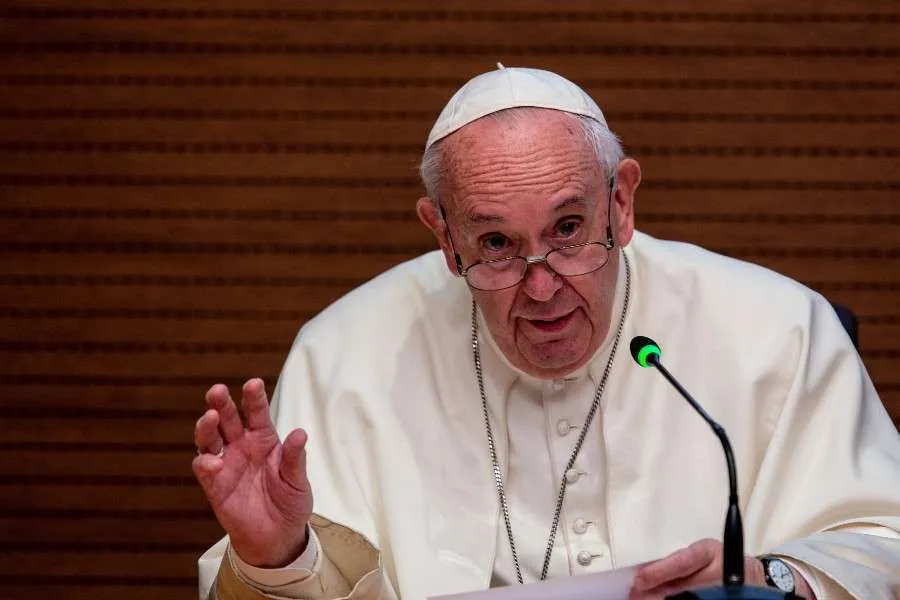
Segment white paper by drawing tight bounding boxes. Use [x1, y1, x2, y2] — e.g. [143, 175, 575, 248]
[430, 567, 637, 600]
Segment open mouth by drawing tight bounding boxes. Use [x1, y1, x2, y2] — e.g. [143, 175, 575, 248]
[526, 311, 575, 333]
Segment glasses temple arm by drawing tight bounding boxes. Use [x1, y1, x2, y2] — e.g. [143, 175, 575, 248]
[606, 173, 617, 245]
[439, 204, 465, 275]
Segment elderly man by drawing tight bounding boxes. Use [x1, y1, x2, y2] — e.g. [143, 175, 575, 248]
[194, 67, 900, 600]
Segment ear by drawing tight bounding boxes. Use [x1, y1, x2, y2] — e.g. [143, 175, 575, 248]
[416, 197, 462, 276]
[611, 158, 641, 247]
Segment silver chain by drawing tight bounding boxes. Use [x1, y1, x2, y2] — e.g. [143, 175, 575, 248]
[471, 253, 632, 584]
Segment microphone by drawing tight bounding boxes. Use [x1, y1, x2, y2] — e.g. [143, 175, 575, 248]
[630, 336, 798, 599]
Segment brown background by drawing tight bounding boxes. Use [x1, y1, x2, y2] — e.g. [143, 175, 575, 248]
[0, 1, 898, 598]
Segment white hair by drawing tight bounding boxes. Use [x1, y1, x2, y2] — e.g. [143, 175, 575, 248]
[418, 107, 624, 210]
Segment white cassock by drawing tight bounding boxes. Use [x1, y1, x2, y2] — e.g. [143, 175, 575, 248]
[199, 231, 900, 600]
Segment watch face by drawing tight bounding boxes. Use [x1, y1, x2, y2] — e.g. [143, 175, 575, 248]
[766, 559, 795, 591]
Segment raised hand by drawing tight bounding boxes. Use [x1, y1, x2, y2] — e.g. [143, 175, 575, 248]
[192, 378, 313, 568]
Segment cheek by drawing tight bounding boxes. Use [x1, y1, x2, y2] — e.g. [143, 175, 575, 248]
[568, 272, 614, 316]
[474, 289, 519, 329]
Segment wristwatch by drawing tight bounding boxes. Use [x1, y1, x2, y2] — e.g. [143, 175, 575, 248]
[761, 557, 796, 593]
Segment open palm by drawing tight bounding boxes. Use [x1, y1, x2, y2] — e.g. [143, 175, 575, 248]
[192, 378, 313, 568]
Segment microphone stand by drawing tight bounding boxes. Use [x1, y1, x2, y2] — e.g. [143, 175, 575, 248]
[632, 338, 800, 599]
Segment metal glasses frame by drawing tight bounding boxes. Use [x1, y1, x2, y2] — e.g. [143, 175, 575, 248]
[440, 174, 618, 291]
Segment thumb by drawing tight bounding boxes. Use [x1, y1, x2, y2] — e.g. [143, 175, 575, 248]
[279, 428, 310, 493]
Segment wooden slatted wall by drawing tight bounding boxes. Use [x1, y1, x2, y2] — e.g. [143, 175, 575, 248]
[0, 1, 898, 598]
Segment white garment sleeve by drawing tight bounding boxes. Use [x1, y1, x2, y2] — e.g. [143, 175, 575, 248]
[745, 293, 900, 599]
[202, 515, 392, 600]
[230, 527, 321, 590]
[781, 556, 848, 599]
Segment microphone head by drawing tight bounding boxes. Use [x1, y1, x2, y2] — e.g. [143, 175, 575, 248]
[630, 336, 662, 368]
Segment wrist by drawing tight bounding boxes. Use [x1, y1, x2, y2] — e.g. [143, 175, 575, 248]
[747, 557, 767, 586]
[233, 526, 310, 569]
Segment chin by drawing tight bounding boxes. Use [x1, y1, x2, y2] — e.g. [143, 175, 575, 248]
[519, 341, 589, 378]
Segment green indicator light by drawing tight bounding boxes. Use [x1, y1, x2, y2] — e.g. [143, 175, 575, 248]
[637, 344, 661, 368]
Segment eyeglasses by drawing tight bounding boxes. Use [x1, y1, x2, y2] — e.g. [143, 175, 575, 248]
[443, 174, 617, 292]
[459, 238, 615, 291]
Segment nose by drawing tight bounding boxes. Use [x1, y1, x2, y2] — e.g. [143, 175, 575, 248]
[521, 260, 563, 302]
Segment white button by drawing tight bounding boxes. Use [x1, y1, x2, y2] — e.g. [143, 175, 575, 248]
[576, 550, 593, 566]
[565, 468, 580, 484]
[552, 379, 565, 391]
[572, 518, 588, 534]
[556, 419, 573, 436]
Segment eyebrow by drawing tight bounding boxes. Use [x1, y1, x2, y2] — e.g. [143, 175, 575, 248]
[465, 196, 588, 226]
[553, 196, 587, 212]
[466, 212, 506, 225]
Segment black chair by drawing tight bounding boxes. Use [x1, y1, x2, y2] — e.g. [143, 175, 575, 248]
[831, 302, 859, 349]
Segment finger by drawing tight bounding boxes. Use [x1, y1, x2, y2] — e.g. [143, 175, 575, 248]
[194, 409, 224, 454]
[634, 541, 714, 591]
[653, 573, 705, 598]
[280, 428, 310, 492]
[206, 384, 244, 443]
[242, 378, 275, 432]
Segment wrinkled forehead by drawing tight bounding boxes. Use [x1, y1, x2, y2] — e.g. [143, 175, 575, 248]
[442, 109, 599, 177]
[438, 108, 593, 168]
[439, 111, 605, 214]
